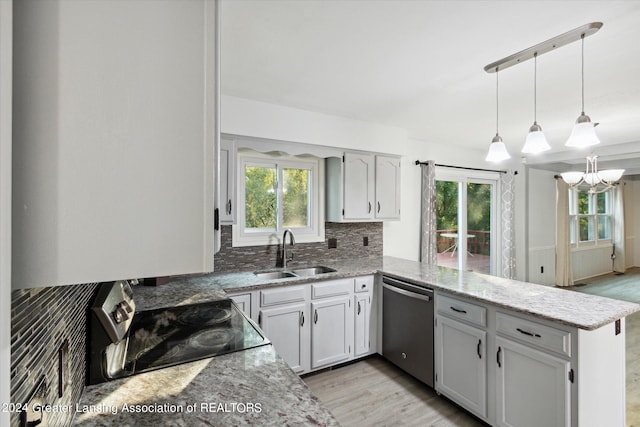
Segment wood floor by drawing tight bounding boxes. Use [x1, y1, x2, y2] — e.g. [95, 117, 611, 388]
[304, 268, 640, 427]
[303, 356, 485, 427]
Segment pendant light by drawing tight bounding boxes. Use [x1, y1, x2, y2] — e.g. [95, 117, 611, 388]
[565, 34, 600, 148]
[485, 69, 511, 162]
[522, 53, 550, 154]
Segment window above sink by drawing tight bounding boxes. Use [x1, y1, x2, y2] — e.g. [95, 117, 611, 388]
[233, 149, 325, 247]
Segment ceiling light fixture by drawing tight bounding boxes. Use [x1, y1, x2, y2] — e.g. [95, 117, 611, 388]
[565, 34, 600, 148]
[560, 155, 624, 194]
[485, 69, 511, 162]
[484, 22, 603, 160]
[521, 52, 551, 154]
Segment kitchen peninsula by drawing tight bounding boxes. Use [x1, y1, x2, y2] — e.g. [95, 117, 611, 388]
[75, 257, 639, 426]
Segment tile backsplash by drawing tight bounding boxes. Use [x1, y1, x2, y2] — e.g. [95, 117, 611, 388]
[214, 222, 383, 273]
[10, 283, 98, 427]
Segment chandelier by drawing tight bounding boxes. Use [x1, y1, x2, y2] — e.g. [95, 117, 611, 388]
[560, 155, 624, 194]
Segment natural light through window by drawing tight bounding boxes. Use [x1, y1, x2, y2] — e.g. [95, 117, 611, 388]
[234, 151, 324, 247]
[569, 189, 611, 245]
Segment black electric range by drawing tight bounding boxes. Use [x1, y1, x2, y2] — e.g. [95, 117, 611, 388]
[88, 281, 269, 385]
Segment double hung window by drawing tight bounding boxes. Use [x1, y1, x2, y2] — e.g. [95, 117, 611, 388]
[569, 190, 611, 245]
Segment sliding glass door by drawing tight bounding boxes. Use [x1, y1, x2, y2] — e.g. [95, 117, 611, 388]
[436, 173, 497, 274]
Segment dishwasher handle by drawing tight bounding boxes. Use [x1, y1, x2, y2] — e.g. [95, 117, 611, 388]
[382, 276, 433, 298]
[383, 283, 432, 302]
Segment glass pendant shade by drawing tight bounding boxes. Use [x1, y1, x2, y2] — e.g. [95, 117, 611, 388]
[565, 114, 600, 148]
[485, 134, 511, 162]
[522, 122, 551, 154]
[560, 156, 624, 193]
[560, 171, 584, 185]
[583, 172, 599, 186]
[598, 169, 625, 182]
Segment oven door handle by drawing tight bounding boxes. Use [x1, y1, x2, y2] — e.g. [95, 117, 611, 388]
[383, 283, 432, 302]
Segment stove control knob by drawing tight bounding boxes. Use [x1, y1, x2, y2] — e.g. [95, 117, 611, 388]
[120, 301, 133, 314]
[113, 306, 129, 324]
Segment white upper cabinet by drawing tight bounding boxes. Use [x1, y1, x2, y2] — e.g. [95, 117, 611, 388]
[12, 0, 217, 288]
[375, 155, 401, 220]
[326, 151, 401, 222]
[219, 137, 236, 225]
[343, 152, 375, 220]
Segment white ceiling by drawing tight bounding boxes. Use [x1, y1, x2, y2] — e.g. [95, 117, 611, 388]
[221, 0, 640, 173]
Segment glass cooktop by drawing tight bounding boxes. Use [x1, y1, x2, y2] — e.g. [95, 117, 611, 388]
[107, 299, 269, 379]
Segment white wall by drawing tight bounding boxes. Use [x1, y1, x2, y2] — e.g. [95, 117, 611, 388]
[0, 0, 12, 422]
[222, 95, 408, 155]
[222, 95, 527, 279]
[631, 180, 640, 267]
[527, 168, 557, 285]
[526, 169, 639, 285]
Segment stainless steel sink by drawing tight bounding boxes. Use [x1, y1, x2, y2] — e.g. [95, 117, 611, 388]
[290, 266, 337, 276]
[254, 270, 298, 279]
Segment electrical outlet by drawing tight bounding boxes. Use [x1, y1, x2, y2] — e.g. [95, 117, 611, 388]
[363, 236, 369, 246]
[58, 339, 69, 397]
[328, 238, 337, 249]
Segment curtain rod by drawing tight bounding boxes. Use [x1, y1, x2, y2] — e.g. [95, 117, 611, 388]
[415, 160, 512, 175]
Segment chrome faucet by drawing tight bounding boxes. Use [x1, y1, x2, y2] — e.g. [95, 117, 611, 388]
[282, 229, 295, 268]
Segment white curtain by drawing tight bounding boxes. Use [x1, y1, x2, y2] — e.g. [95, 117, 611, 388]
[555, 180, 574, 287]
[500, 171, 516, 279]
[419, 161, 437, 266]
[612, 183, 626, 273]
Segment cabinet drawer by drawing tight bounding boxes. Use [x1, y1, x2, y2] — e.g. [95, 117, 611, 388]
[354, 276, 374, 293]
[312, 279, 353, 299]
[496, 312, 572, 357]
[260, 285, 306, 307]
[437, 294, 486, 327]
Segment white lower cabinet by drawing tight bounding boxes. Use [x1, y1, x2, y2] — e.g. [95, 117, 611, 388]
[245, 275, 374, 375]
[436, 315, 487, 419]
[259, 303, 310, 374]
[495, 336, 570, 427]
[354, 293, 371, 357]
[228, 292, 253, 318]
[311, 296, 353, 368]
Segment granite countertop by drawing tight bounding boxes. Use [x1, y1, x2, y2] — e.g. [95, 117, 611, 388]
[75, 256, 640, 426]
[74, 345, 338, 427]
[132, 257, 382, 311]
[380, 256, 640, 331]
[133, 256, 640, 330]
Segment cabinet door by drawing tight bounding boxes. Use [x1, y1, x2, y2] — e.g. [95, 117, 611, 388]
[375, 155, 401, 220]
[12, 0, 216, 288]
[343, 152, 374, 220]
[260, 303, 309, 374]
[495, 336, 570, 427]
[436, 316, 487, 419]
[229, 292, 252, 320]
[354, 293, 371, 357]
[219, 137, 236, 224]
[311, 297, 353, 368]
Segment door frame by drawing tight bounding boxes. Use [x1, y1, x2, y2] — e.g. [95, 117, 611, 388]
[435, 168, 501, 274]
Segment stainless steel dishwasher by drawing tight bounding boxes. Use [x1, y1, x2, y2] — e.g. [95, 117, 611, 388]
[382, 276, 434, 387]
